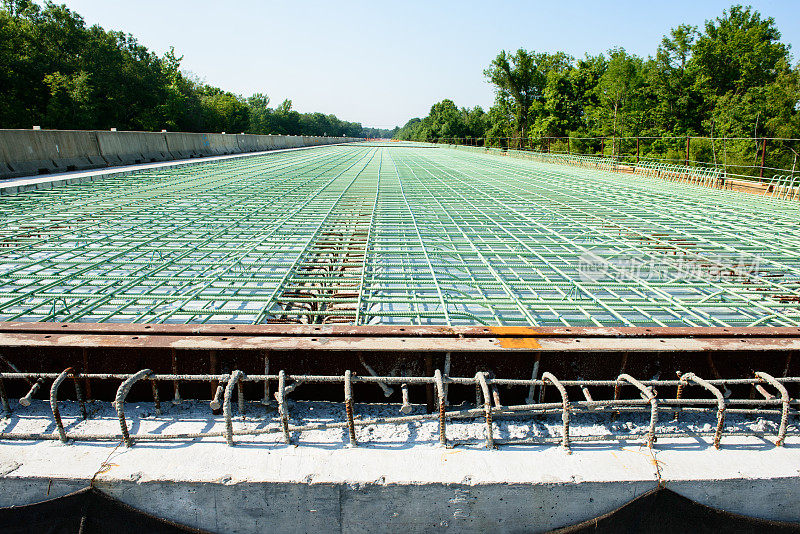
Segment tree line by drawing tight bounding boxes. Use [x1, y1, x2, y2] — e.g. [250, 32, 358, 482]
[394, 6, 800, 173]
[0, 0, 395, 138]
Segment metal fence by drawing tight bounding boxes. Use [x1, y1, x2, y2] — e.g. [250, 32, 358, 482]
[435, 136, 800, 185]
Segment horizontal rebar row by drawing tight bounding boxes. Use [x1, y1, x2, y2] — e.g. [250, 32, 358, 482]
[1, 369, 796, 450]
[1, 144, 799, 326]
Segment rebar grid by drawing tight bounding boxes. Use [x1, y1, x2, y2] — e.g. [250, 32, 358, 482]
[1, 369, 797, 449]
[1, 144, 799, 326]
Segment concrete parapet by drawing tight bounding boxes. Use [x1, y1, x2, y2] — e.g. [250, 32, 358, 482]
[97, 131, 170, 165]
[0, 129, 363, 179]
[252, 135, 273, 151]
[236, 134, 259, 153]
[0, 129, 105, 177]
[164, 132, 210, 160]
[206, 133, 240, 156]
[272, 135, 288, 149]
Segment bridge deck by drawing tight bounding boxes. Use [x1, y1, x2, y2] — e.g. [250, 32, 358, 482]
[0, 143, 798, 327]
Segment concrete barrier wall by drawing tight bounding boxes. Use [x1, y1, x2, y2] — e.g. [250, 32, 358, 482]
[96, 131, 171, 165]
[256, 135, 276, 151]
[271, 135, 288, 150]
[163, 132, 211, 160]
[235, 134, 259, 153]
[0, 129, 105, 176]
[205, 133, 240, 156]
[0, 129, 362, 179]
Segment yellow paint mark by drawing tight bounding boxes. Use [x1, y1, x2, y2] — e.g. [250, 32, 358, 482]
[497, 337, 542, 349]
[489, 327, 541, 349]
[440, 449, 463, 462]
[488, 327, 540, 336]
[620, 447, 666, 469]
[95, 463, 117, 475]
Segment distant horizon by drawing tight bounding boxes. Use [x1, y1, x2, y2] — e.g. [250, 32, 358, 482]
[41, 1, 800, 129]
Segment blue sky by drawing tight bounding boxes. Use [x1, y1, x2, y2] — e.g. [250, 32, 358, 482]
[54, 1, 799, 129]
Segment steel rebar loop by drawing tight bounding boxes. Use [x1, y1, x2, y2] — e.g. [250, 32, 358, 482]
[680, 372, 725, 449]
[542, 372, 571, 453]
[399, 369, 412, 414]
[171, 349, 181, 405]
[0, 377, 11, 418]
[0, 370, 796, 448]
[237, 379, 245, 416]
[223, 370, 245, 446]
[755, 371, 789, 446]
[209, 384, 225, 411]
[261, 353, 271, 405]
[489, 371, 503, 409]
[612, 354, 629, 415]
[359, 356, 393, 397]
[434, 369, 446, 446]
[579, 379, 599, 410]
[115, 369, 153, 447]
[674, 371, 685, 422]
[150, 379, 161, 416]
[442, 353, 451, 406]
[19, 377, 44, 407]
[344, 370, 357, 447]
[277, 370, 291, 444]
[525, 355, 541, 405]
[74, 374, 88, 421]
[618, 374, 658, 448]
[476, 372, 494, 449]
[281, 380, 304, 397]
[2, 371, 793, 389]
[49, 368, 74, 443]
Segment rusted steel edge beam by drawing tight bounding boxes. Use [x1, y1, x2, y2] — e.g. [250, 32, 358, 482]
[0, 331, 799, 353]
[1, 322, 800, 339]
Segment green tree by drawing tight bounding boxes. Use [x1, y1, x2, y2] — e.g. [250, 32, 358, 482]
[42, 70, 93, 128]
[1, 2, 391, 135]
[246, 92, 271, 133]
[1, 0, 39, 19]
[484, 49, 572, 138]
[650, 25, 702, 133]
[593, 48, 646, 154]
[200, 88, 249, 133]
[692, 5, 789, 99]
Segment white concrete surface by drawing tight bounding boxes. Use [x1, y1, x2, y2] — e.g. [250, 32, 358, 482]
[0, 401, 797, 533]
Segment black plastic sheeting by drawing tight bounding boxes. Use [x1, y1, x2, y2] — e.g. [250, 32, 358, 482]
[551, 486, 800, 534]
[0, 487, 209, 534]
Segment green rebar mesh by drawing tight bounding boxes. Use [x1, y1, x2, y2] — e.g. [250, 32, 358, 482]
[0, 143, 798, 327]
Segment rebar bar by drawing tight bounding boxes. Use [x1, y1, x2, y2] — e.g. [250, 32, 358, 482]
[1, 144, 797, 327]
[1, 368, 796, 449]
